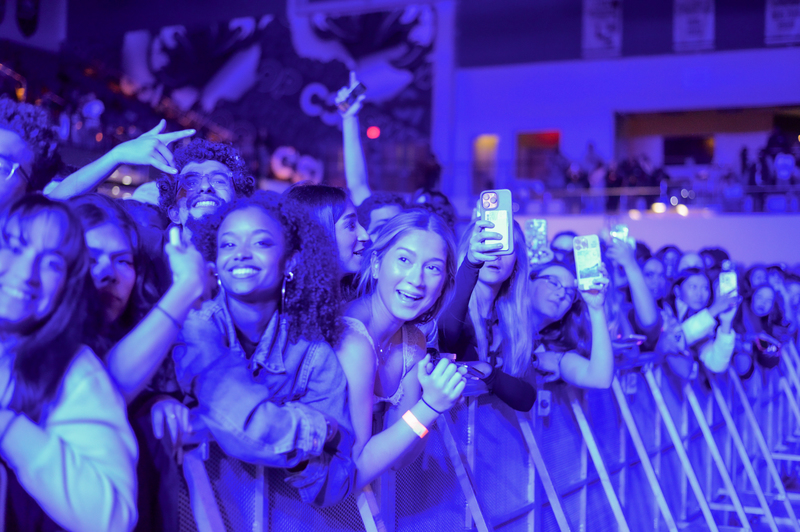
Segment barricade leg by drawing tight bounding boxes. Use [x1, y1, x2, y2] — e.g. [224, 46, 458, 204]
[683, 382, 752, 529]
[707, 374, 781, 531]
[516, 410, 571, 532]
[643, 368, 720, 531]
[439, 414, 495, 532]
[356, 487, 386, 532]
[609, 377, 678, 532]
[727, 369, 800, 531]
[567, 388, 631, 532]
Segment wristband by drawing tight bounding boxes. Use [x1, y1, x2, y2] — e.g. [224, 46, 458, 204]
[155, 305, 182, 329]
[402, 410, 428, 438]
[421, 397, 443, 415]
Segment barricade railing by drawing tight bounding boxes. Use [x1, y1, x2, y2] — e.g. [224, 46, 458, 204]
[179, 340, 800, 532]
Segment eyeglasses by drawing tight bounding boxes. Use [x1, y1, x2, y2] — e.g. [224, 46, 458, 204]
[178, 172, 233, 193]
[0, 156, 30, 184]
[536, 275, 578, 301]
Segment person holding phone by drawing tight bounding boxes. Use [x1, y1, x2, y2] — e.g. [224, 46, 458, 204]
[529, 261, 615, 389]
[662, 268, 739, 375]
[438, 220, 538, 411]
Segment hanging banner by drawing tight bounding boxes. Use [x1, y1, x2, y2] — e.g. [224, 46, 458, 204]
[582, 0, 622, 59]
[765, 0, 800, 45]
[673, 0, 715, 52]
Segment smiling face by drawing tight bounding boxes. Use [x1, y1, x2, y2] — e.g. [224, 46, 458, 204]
[0, 211, 68, 329]
[171, 160, 235, 225]
[0, 128, 34, 212]
[530, 265, 576, 326]
[373, 229, 447, 322]
[85, 222, 137, 324]
[751, 286, 775, 318]
[643, 258, 666, 300]
[676, 274, 710, 311]
[335, 199, 368, 275]
[216, 207, 287, 303]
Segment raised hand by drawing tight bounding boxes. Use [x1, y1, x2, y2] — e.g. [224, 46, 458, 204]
[417, 355, 468, 414]
[164, 233, 208, 302]
[467, 219, 503, 265]
[579, 262, 610, 310]
[335, 71, 366, 118]
[109, 119, 195, 174]
[606, 237, 636, 269]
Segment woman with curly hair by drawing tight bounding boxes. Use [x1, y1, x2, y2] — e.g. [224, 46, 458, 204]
[338, 210, 467, 491]
[0, 195, 137, 531]
[438, 220, 537, 411]
[158, 192, 355, 514]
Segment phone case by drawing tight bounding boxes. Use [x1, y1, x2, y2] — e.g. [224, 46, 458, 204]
[525, 219, 547, 264]
[719, 271, 738, 297]
[479, 189, 514, 256]
[573, 235, 602, 290]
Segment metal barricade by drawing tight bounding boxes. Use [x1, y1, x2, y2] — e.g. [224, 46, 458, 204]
[178, 346, 800, 531]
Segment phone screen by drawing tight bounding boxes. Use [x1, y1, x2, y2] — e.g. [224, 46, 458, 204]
[573, 235, 602, 290]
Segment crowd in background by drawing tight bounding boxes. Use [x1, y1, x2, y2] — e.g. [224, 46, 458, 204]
[1, 78, 800, 531]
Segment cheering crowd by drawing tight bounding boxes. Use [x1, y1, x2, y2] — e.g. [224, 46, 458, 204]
[1, 85, 799, 532]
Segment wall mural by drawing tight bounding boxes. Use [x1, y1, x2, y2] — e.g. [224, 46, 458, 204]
[119, 5, 437, 190]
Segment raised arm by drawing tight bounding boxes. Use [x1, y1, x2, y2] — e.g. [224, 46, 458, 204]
[46, 120, 194, 200]
[700, 296, 739, 373]
[0, 349, 137, 532]
[438, 220, 503, 354]
[560, 267, 614, 389]
[105, 237, 206, 403]
[337, 72, 371, 205]
[606, 238, 658, 329]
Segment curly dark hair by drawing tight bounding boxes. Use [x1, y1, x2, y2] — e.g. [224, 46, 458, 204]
[156, 138, 255, 215]
[189, 190, 342, 346]
[356, 191, 405, 230]
[67, 193, 161, 350]
[0, 97, 61, 192]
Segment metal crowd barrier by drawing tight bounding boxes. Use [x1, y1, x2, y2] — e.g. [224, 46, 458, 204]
[179, 341, 800, 532]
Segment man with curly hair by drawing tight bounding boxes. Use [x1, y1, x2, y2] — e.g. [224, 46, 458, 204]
[0, 97, 60, 212]
[156, 139, 255, 231]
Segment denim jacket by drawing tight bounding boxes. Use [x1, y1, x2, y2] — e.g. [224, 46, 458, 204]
[172, 290, 355, 507]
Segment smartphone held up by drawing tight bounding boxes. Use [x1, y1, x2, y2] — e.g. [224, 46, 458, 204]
[573, 235, 603, 291]
[478, 189, 514, 256]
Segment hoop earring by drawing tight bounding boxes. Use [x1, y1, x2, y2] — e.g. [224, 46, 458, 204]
[281, 271, 295, 310]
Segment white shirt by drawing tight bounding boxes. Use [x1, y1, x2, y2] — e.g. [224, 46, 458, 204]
[0, 346, 138, 532]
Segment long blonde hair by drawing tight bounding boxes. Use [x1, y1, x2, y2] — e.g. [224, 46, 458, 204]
[459, 221, 533, 377]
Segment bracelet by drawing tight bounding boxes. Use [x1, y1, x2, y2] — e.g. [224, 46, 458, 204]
[420, 397, 443, 415]
[155, 305, 182, 329]
[402, 410, 428, 438]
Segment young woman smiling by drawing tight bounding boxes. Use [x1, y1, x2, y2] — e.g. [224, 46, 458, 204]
[0, 195, 137, 532]
[337, 210, 467, 491]
[163, 192, 355, 511]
